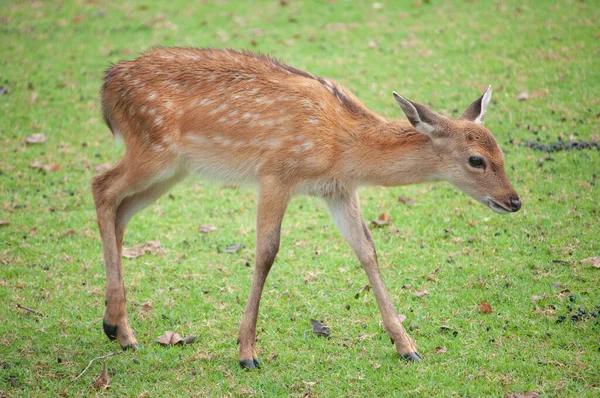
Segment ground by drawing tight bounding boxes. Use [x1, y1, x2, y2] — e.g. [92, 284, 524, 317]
[0, 0, 599, 396]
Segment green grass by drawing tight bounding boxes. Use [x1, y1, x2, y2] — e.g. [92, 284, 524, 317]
[1, 0, 599, 396]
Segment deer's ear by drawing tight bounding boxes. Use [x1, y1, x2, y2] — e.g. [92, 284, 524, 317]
[393, 92, 445, 137]
[459, 86, 492, 125]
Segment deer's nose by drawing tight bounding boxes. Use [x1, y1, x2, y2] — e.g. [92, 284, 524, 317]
[509, 197, 521, 212]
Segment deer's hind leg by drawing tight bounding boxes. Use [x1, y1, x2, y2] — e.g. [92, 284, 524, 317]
[92, 155, 185, 350]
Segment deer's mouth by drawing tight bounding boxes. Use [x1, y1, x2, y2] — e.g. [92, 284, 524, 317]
[486, 198, 511, 214]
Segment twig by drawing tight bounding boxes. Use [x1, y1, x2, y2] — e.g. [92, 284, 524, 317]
[73, 351, 122, 382]
[16, 303, 45, 317]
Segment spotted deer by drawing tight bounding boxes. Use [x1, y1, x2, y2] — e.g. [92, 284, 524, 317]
[93, 47, 521, 368]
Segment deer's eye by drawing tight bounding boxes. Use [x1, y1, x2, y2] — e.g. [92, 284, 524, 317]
[468, 156, 485, 169]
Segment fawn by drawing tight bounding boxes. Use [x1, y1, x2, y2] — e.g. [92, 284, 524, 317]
[93, 47, 520, 368]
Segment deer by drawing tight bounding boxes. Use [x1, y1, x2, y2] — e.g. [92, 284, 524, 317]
[93, 47, 521, 369]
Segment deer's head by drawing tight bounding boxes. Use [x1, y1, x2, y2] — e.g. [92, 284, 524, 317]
[393, 87, 521, 214]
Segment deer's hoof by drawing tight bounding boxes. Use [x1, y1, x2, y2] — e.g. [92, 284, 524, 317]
[121, 343, 141, 351]
[402, 352, 422, 362]
[239, 358, 261, 369]
[103, 320, 118, 341]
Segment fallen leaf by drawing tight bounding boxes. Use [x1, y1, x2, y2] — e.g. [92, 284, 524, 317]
[59, 229, 76, 238]
[580, 257, 600, 268]
[397, 196, 416, 205]
[94, 163, 111, 173]
[43, 163, 61, 173]
[304, 272, 318, 283]
[371, 213, 391, 227]
[367, 40, 377, 49]
[354, 284, 371, 298]
[556, 289, 571, 298]
[397, 313, 407, 323]
[0, 220, 9, 226]
[29, 161, 44, 169]
[223, 243, 243, 253]
[530, 295, 544, 301]
[530, 89, 549, 98]
[439, 324, 452, 330]
[122, 246, 145, 259]
[503, 392, 539, 398]
[23, 133, 47, 144]
[434, 345, 447, 354]
[141, 304, 153, 312]
[157, 331, 183, 346]
[182, 335, 197, 345]
[310, 319, 330, 337]
[92, 362, 111, 390]
[516, 91, 529, 101]
[198, 224, 217, 233]
[372, 2, 383, 9]
[479, 300, 493, 314]
[413, 289, 429, 298]
[143, 241, 164, 255]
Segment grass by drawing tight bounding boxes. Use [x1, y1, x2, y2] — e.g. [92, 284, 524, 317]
[1, 0, 599, 396]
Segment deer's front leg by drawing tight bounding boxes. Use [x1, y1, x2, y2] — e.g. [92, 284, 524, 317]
[327, 192, 421, 362]
[238, 177, 290, 369]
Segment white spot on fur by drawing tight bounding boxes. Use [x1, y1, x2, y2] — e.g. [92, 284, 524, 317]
[151, 144, 163, 151]
[165, 101, 173, 109]
[155, 116, 163, 126]
[209, 104, 228, 115]
[308, 117, 319, 125]
[148, 92, 157, 101]
[185, 134, 212, 147]
[140, 105, 147, 114]
[148, 107, 157, 116]
[242, 113, 252, 120]
[128, 107, 135, 116]
[302, 141, 314, 151]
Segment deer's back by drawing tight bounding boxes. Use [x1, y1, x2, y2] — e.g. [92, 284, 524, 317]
[101, 47, 381, 185]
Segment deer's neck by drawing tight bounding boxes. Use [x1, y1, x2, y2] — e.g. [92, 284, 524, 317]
[341, 119, 441, 187]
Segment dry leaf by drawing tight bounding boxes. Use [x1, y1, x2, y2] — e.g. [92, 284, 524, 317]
[304, 272, 318, 283]
[198, 224, 217, 233]
[122, 246, 145, 259]
[530, 89, 549, 98]
[556, 289, 571, 298]
[23, 133, 47, 144]
[580, 257, 600, 268]
[479, 300, 493, 314]
[413, 289, 429, 298]
[397, 196, 416, 205]
[530, 295, 544, 301]
[223, 243, 243, 253]
[367, 40, 378, 49]
[434, 345, 447, 354]
[157, 331, 183, 345]
[504, 392, 539, 398]
[0, 220, 9, 226]
[92, 362, 111, 390]
[43, 163, 61, 173]
[143, 241, 164, 255]
[59, 229, 76, 238]
[29, 161, 44, 170]
[141, 304, 153, 312]
[310, 319, 330, 337]
[397, 313, 407, 323]
[516, 91, 529, 101]
[371, 213, 391, 227]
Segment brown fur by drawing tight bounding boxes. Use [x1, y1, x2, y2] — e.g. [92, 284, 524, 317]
[93, 47, 519, 365]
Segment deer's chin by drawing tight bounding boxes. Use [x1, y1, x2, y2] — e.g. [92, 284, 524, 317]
[485, 198, 511, 214]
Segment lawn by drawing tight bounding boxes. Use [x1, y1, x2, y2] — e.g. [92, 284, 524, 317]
[1, 0, 599, 396]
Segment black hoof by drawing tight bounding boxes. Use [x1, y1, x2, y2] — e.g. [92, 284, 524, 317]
[239, 358, 261, 369]
[402, 352, 422, 362]
[121, 343, 141, 351]
[103, 320, 118, 341]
